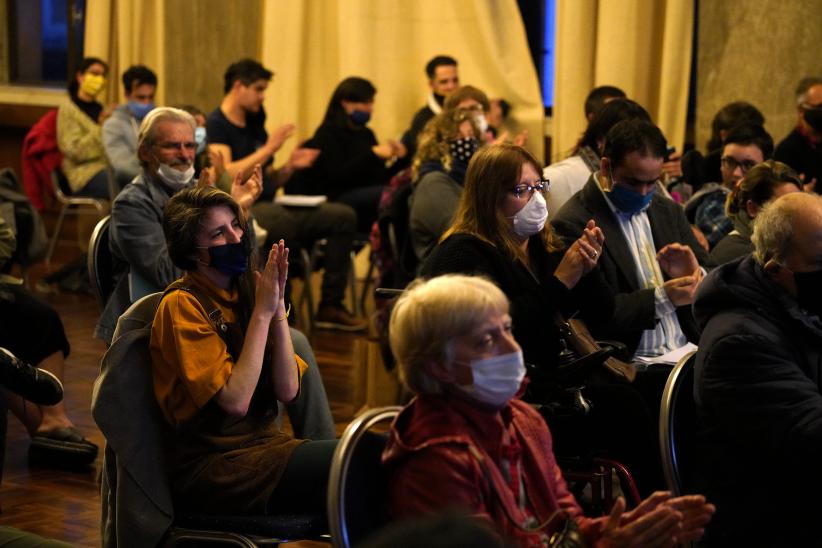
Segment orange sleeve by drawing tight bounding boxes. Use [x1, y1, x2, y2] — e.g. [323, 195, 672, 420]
[150, 291, 235, 424]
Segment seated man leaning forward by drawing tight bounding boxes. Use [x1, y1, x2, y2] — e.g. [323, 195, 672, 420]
[149, 186, 337, 515]
[694, 192, 822, 545]
[383, 274, 714, 547]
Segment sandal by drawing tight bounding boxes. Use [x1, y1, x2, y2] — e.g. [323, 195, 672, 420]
[29, 426, 99, 469]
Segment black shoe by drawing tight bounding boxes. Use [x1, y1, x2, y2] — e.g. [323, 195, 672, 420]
[0, 348, 64, 406]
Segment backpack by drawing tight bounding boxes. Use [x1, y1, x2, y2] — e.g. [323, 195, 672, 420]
[0, 168, 48, 267]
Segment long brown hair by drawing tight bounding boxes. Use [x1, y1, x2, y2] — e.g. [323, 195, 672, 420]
[442, 143, 564, 262]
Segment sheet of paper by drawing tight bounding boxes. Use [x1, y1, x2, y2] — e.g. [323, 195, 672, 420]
[634, 342, 698, 367]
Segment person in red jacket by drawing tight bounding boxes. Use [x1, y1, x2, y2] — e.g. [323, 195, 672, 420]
[382, 274, 714, 547]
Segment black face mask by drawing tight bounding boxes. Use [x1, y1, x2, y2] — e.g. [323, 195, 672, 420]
[803, 106, 822, 133]
[794, 268, 822, 318]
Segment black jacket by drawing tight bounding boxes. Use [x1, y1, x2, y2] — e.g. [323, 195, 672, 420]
[421, 233, 614, 375]
[693, 255, 822, 545]
[774, 128, 822, 194]
[551, 175, 712, 356]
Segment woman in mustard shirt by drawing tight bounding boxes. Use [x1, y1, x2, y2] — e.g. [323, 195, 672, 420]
[149, 186, 336, 515]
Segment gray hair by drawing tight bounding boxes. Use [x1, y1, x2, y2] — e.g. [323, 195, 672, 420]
[137, 107, 197, 166]
[389, 275, 509, 395]
[796, 76, 822, 106]
[753, 192, 822, 264]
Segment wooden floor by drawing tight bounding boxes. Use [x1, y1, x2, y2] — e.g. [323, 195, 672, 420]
[0, 232, 382, 546]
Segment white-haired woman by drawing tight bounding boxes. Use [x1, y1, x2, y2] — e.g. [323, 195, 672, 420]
[382, 275, 713, 547]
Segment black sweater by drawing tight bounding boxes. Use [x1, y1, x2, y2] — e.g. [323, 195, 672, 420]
[288, 122, 392, 198]
[421, 233, 615, 375]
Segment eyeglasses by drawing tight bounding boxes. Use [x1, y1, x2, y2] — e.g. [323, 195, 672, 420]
[510, 179, 549, 198]
[157, 141, 197, 152]
[721, 157, 758, 174]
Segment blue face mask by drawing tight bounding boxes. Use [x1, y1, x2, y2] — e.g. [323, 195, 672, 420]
[127, 100, 154, 121]
[349, 109, 371, 126]
[205, 242, 248, 277]
[195, 126, 207, 154]
[607, 170, 655, 214]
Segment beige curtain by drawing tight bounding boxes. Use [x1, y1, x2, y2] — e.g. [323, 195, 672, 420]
[553, 0, 692, 163]
[83, 0, 166, 106]
[260, 0, 544, 162]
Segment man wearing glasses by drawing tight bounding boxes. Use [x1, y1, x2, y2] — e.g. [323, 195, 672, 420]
[552, 119, 711, 361]
[686, 124, 773, 248]
[775, 77, 822, 194]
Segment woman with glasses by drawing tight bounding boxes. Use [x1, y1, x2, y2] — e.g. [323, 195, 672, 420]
[710, 160, 801, 264]
[685, 124, 774, 249]
[422, 143, 667, 496]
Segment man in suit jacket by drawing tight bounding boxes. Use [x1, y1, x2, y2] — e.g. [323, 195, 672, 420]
[552, 119, 711, 359]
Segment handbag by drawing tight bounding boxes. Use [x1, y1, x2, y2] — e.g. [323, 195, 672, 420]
[564, 318, 636, 383]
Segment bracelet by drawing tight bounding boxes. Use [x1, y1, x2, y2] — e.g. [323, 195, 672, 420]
[275, 302, 292, 321]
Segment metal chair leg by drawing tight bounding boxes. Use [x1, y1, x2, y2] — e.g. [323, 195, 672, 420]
[45, 206, 68, 267]
[299, 248, 315, 334]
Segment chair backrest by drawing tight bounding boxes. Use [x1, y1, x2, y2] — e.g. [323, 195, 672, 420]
[659, 350, 698, 496]
[327, 406, 402, 548]
[88, 215, 114, 311]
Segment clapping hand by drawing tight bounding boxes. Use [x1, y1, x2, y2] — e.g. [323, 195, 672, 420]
[554, 219, 605, 289]
[253, 240, 289, 319]
[267, 123, 296, 154]
[231, 163, 263, 212]
[288, 146, 321, 170]
[657, 243, 699, 279]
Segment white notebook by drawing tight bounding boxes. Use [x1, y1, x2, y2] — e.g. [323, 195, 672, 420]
[275, 194, 327, 207]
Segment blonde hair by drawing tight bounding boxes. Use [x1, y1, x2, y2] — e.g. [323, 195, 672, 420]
[389, 275, 508, 395]
[411, 109, 481, 180]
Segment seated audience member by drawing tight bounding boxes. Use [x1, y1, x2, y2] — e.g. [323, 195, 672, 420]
[56, 57, 111, 199]
[584, 85, 627, 123]
[400, 55, 460, 162]
[421, 144, 665, 495]
[445, 86, 526, 147]
[102, 65, 157, 188]
[774, 76, 822, 192]
[383, 274, 714, 547]
[408, 108, 482, 262]
[710, 160, 801, 264]
[486, 98, 510, 138]
[685, 124, 773, 248]
[701, 101, 765, 187]
[0, 212, 97, 466]
[694, 192, 822, 545]
[545, 98, 651, 213]
[207, 59, 364, 330]
[97, 107, 334, 440]
[150, 186, 336, 515]
[289, 77, 406, 232]
[552, 119, 712, 359]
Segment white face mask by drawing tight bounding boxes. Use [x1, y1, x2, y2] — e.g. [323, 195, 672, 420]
[456, 349, 526, 408]
[475, 113, 489, 134]
[511, 191, 548, 238]
[156, 162, 195, 191]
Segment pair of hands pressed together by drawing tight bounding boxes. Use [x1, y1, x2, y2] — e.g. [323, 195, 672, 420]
[657, 243, 702, 307]
[554, 219, 605, 289]
[254, 239, 289, 321]
[198, 162, 265, 212]
[373, 139, 408, 160]
[601, 491, 715, 547]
